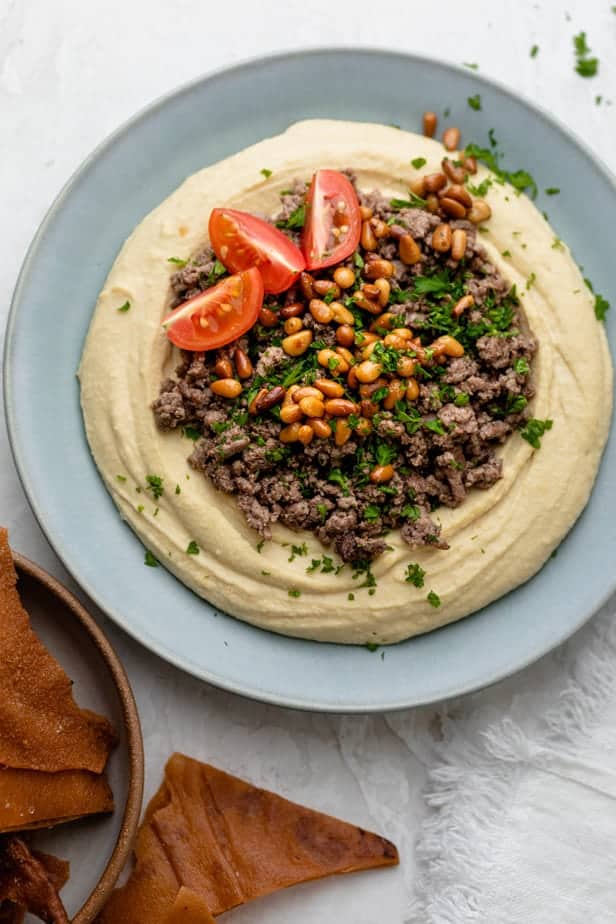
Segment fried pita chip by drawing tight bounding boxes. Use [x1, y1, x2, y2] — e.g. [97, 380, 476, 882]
[0, 849, 70, 924]
[164, 888, 216, 924]
[0, 528, 116, 774]
[0, 767, 114, 834]
[0, 837, 69, 924]
[97, 753, 398, 923]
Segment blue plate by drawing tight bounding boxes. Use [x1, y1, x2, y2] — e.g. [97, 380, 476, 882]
[5, 50, 615, 711]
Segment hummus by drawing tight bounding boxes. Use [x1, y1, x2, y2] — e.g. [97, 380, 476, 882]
[78, 120, 613, 645]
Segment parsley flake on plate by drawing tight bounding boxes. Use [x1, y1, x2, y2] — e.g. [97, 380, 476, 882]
[530, 44, 539, 58]
[144, 550, 158, 567]
[468, 94, 482, 111]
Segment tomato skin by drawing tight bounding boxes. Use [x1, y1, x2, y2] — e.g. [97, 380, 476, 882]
[301, 170, 362, 271]
[209, 208, 305, 294]
[162, 268, 263, 351]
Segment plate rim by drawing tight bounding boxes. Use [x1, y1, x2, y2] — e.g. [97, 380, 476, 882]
[4, 47, 616, 713]
[12, 551, 145, 922]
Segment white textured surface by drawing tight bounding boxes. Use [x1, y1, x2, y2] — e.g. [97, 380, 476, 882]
[1, 1, 615, 920]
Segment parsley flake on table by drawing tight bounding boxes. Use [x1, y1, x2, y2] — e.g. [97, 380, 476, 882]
[405, 563, 426, 587]
[186, 540, 200, 555]
[116, 300, 130, 313]
[521, 418, 553, 449]
[530, 44, 539, 58]
[427, 590, 441, 608]
[573, 31, 599, 77]
[545, 187, 560, 196]
[468, 94, 482, 111]
[144, 550, 158, 567]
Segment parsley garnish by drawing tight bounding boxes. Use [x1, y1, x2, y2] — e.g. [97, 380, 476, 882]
[454, 392, 470, 407]
[573, 32, 598, 78]
[175, 484, 181, 494]
[288, 588, 301, 598]
[329, 469, 350, 495]
[411, 157, 427, 169]
[116, 301, 130, 313]
[375, 442, 397, 465]
[467, 177, 492, 197]
[205, 259, 227, 286]
[521, 418, 553, 449]
[514, 358, 530, 374]
[182, 425, 201, 441]
[116, 474, 127, 483]
[348, 592, 355, 601]
[186, 541, 200, 555]
[424, 418, 446, 435]
[277, 203, 306, 230]
[145, 474, 164, 499]
[545, 187, 560, 196]
[405, 563, 426, 587]
[144, 550, 158, 568]
[465, 137, 538, 199]
[468, 94, 482, 111]
[260, 168, 272, 178]
[585, 277, 611, 321]
[167, 257, 188, 267]
[401, 504, 420, 521]
[288, 543, 308, 562]
[427, 590, 441, 608]
[463, 62, 479, 70]
[316, 503, 328, 521]
[530, 44, 539, 58]
[363, 505, 381, 521]
[390, 192, 428, 210]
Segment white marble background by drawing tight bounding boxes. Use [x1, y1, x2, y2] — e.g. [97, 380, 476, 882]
[1, 1, 615, 920]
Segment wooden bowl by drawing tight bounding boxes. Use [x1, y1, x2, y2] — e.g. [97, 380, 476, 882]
[12, 552, 144, 923]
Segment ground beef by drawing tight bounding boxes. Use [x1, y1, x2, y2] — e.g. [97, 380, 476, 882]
[152, 178, 538, 567]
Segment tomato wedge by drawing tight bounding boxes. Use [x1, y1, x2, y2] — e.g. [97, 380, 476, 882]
[301, 169, 362, 271]
[209, 208, 305, 294]
[162, 268, 263, 351]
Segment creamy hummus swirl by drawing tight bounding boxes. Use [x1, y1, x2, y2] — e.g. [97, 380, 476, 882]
[79, 120, 612, 644]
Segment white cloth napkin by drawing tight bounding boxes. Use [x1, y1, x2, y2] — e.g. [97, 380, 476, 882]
[405, 603, 616, 923]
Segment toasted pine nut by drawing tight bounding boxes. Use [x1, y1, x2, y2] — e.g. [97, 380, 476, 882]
[234, 348, 253, 379]
[440, 197, 467, 219]
[299, 396, 325, 418]
[442, 158, 466, 184]
[453, 294, 475, 317]
[294, 386, 323, 401]
[361, 220, 377, 251]
[317, 348, 349, 374]
[392, 327, 413, 339]
[373, 277, 391, 307]
[347, 367, 359, 389]
[335, 418, 352, 446]
[406, 378, 420, 401]
[384, 333, 409, 350]
[364, 259, 394, 280]
[258, 307, 279, 328]
[362, 340, 380, 359]
[397, 356, 416, 377]
[324, 398, 359, 416]
[314, 378, 344, 398]
[445, 184, 473, 208]
[468, 199, 492, 223]
[256, 385, 285, 411]
[284, 316, 303, 334]
[297, 425, 314, 447]
[461, 153, 478, 174]
[362, 283, 381, 299]
[211, 378, 242, 399]
[360, 399, 379, 418]
[215, 356, 233, 378]
[280, 422, 302, 443]
[282, 330, 313, 356]
[280, 301, 304, 319]
[370, 313, 396, 332]
[359, 205, 374, 221]
[282, 384, 299, 406]
[336, 324, 355, 347]
[431, 335, 465, 358]
[423, 111, 437, 138]
[370, 464, 395, 483]
[399, 234, 422, 265]
[432, 223, 453, 252]
[331, 303, 355, 325]
[371, 218, 390, 239]
[409, 176, 427, 197]
[425, 194, 440, 213]
[280, 403, 303, 424]
[299, 272, 314, 300]
[356, 360, 383, 383]
[383, 379, 407, 410]
[333, 266, 355, 289]
[249, 387, 268, 414]
[313, 279, 341, 299]
[451, 228, 468, 262]
[309, 298, 334, 324]
[309, 418, 332, 439]
[354, 294, 382, 314]
[336, 346, 355, 365]
[424, 172, 447, 194]
[443, 126, 461, 151]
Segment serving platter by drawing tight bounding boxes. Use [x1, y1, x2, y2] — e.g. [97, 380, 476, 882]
[4, 49, 616, 711]
[11, 553, 143, 922]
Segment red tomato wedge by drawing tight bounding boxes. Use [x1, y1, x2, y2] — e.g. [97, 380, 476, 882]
[301, 170, 362, 271]
[209, 208, 305, 294]
[162, 268, 263, 351]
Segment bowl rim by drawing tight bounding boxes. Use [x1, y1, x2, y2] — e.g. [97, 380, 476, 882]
[12, 551, 144, 923]
[3, 47, 616, 712]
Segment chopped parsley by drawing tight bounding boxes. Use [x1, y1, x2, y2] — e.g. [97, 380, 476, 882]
[276, 203, 306, 230]
[545, 187, 560, 196]
[348, 592, 355, 601]
[205, 259, 226, 287]
[329, 469, 350, 495]
[145, 474, 164, 499]
[288, 542, 308, 562]
[551, 238, 564, 251]
[116, 300, 131, 313]
[530, 44, 539, 58]
[260, 168, 272, 178]
[585, 277, 611, 321]
[288, 588, 301, 598]
[401, 504, 421, 521]
[182, 425, 201, 441]
[375, 442, 397, 466]
[316, 503, 328, 522]
[411, 157, 427, 169]
[521, 418, 553, 449]
[175, 484, 181, 495]
[116, 474, 127, 483]
[390, 192, 428, 210]
[167, 257, 188, 267]
[514, 357, 530, 374]
[467, 94, 482, 111]
[144, 550, 158, 568]
[256, 539, 265, 553]
[365, 643, 379, 652]
[427, 590, 441, 608]
[464, 136, 538, 199]
[467, 177, 492, 197]
[424, 419, 446, 436]
[502, 249, 512, 257]
[363, 505, 381, 521]
[573, 32, 599, 78]
[405, 563, 426, 587]
[186, 541, 200, 555]
[454, 392, 470, 407]
[463, 62, 479, 70]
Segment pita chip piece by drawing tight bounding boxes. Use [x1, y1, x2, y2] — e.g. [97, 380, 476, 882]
[165, 888, 216, 924]
[0, 767, 114, 834]
[0, 837, 69, 924]
[96, 753, 398, 924]
[0, 528, 116, 774]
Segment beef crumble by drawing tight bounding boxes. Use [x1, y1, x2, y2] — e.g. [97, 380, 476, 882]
[154, 180, 536, 564]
